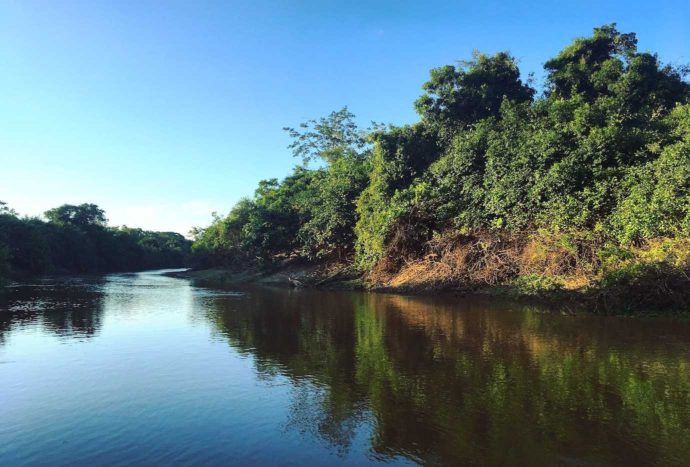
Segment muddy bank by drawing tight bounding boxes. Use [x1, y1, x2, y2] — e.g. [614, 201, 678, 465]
[164, 266, 598, 316]
[164, 260, 365, 290]
[164, 265, 686, 315]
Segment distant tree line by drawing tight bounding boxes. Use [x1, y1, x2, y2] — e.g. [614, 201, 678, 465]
[0, 202, 191, 281]
[191, 24, 690, 292]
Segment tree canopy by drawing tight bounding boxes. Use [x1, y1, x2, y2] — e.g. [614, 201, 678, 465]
[45, 203, 107, 228]
[283, 106, 382, 165]
[183, 25, 690, 295]
[415, 51, 534, 127]
[0, 203, 191, 280]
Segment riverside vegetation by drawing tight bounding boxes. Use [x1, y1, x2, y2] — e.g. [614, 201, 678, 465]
[3, 25, 689, 310]
[0, 202, 191, 281]
[188, 25, 690, 311]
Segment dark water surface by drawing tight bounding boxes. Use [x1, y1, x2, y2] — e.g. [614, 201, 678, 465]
[1, 271, 689, 466]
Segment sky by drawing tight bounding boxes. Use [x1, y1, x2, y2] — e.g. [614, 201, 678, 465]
[1, 0, 689, 235]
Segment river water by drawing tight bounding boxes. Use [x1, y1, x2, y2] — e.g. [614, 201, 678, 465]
[1, 270, 689, 466]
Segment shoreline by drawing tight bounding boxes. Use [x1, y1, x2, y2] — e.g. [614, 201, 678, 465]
[163, 263, 689, 315]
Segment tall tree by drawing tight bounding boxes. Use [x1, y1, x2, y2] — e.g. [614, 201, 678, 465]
[415, 51, 534, 127]
[283, 107, 382, 165]
[544, 23, 689, 111]
[45, 203, 107, 228]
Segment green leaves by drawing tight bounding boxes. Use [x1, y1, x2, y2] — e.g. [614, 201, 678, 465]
[299, 154, 371, 259]
[415, 51, 534, 127]
[193, 25, 690, 276]
[283, 107, 381, 166]
[611, 126, 690, 243]
[0, 205, 191, 276]
[44, 203, 107, 228]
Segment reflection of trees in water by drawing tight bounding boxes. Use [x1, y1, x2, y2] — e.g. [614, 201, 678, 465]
[285, 380, 370, 456]
[201, 289, 369, 454]
[204, 289, 690, 466]
[0, 279, 106, 344]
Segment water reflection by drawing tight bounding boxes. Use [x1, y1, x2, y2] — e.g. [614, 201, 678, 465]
[1, 273, 689, 466]
[202, 288, 690, 466]
[0, 277, 106, 344]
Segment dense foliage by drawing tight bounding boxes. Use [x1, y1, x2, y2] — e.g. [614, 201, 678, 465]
[192, 107, 375, 267]
[192, 25, 690, 292]
[0, 203, 191, 281]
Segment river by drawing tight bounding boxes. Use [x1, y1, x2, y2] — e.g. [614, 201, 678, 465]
[1, 270, 689, 466]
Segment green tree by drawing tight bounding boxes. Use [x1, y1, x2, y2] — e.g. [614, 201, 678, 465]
[415, 51, 534, 128]
[544, 23, 688, 113]
[192, 24, 690, 289]
[191, 200, 258, 267]
[0, 202, 190, 278]
[611, 105, 690, 243]
[354, 124, 442, 268]
[283, 106, 382, 165]
[299, 154, 371, 259]
[45, 203, 107, 228]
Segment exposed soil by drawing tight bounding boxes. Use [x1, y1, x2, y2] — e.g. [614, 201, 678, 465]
[167, 231, 690, 314]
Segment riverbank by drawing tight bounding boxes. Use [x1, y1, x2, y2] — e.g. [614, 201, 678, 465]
[165, 260, 364, 290]
[166, 246, 690, 314]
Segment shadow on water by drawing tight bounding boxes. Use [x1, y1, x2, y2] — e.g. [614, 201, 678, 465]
[0, 277, 107, 345]
[198, 286, 690, 466]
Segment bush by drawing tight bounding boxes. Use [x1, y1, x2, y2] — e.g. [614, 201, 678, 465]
[299, 154, 371, 260]
[611, 110, 690, 243]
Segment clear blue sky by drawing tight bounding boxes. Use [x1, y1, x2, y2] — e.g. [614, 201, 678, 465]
[1, 1, 688, 234]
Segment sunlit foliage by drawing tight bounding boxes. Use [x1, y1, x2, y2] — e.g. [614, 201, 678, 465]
[192, 25, 689, 291]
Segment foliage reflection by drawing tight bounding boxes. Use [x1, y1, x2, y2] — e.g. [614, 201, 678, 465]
[202, 289, 690, 466]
